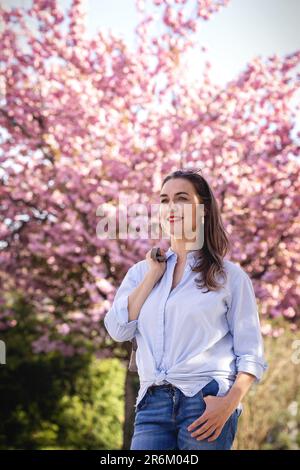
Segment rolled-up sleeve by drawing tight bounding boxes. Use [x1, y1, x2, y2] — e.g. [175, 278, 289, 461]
[103, 263, 140, 342]
[226, 268, 268, 382]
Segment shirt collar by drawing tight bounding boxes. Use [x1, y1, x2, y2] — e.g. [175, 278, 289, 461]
[165, 246, 199, 261]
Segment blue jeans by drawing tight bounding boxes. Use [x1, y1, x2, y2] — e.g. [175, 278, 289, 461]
[130, 379, 241, 450]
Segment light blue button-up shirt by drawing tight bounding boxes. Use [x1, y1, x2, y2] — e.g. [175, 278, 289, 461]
[104, 246, 268, 414]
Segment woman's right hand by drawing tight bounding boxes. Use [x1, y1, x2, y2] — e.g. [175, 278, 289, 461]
[145, 248, 167, 284]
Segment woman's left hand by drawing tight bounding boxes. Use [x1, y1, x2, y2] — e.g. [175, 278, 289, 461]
[187, 395, 238, 442]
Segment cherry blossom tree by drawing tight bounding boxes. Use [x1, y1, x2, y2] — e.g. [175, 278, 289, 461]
[0, 0, 299, 359]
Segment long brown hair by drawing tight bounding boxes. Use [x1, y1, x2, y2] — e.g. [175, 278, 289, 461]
[161, 168, 231, 293]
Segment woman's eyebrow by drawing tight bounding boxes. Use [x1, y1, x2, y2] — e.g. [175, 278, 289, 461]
[159, 192, 190, 198]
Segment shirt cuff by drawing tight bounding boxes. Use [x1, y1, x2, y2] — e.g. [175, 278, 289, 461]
[114, 295, 138, 326]
[236, 354, 268, 382]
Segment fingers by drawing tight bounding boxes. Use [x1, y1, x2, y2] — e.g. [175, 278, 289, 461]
[187, 411, 208, 431]
[191, 422, 217, 440]
[207, 428, 222, 442]
[150, 247, 159, 261]
[150, 247, 166, 262]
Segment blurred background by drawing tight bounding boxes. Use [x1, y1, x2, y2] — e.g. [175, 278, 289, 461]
[0, 0, 299, 450]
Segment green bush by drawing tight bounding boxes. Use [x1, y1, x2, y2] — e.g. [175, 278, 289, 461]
[31, 357, 126, 450]
[0, 296, 125, 449]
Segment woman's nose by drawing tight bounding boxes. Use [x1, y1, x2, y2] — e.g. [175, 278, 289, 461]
[168, 202, 183, 217]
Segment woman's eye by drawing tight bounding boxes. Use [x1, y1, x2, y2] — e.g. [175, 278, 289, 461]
[160, 197, 187, 203]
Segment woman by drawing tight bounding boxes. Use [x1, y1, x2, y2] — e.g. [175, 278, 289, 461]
[104, 168, 268, 450]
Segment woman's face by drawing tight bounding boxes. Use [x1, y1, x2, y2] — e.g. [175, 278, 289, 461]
[159, 178, 203, 241]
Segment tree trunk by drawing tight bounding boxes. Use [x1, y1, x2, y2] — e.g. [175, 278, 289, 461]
[122, 343, 139, 450]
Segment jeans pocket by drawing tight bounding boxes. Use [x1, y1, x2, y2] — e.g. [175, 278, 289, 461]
[200, 378, 220, 399]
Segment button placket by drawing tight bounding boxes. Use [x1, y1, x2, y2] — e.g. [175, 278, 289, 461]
[155, 251, 194, 381]
[156, 254, 177, 371]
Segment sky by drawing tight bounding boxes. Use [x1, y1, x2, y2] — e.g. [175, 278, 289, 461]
[3, 0, 300, 131]
[5, 0, 300, 86]
[84, 0, 300, 86]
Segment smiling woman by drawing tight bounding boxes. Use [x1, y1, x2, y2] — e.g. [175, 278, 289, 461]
[159, 168, 229, 293]
[104, 168, 268, 450]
